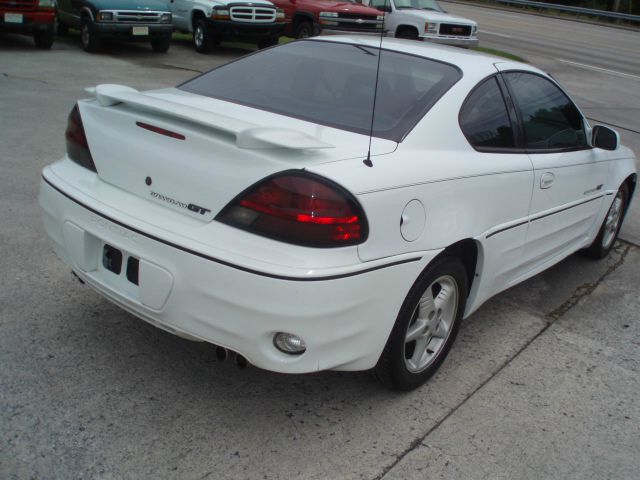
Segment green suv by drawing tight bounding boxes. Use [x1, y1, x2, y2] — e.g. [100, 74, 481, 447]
[57, 0, 173, 52]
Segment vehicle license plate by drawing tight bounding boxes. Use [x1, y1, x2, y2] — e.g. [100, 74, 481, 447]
[5, 13, 23, 23]
[132, 26, 149, 36]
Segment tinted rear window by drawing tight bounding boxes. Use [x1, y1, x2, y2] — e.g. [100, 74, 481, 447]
[180, 40, 461, 142]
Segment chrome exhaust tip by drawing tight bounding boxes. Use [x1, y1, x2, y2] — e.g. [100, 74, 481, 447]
[215, 346, 227, 361]
[235, 354, 247, 369]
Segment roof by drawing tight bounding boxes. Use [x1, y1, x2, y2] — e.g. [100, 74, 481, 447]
[311, 36, 541, 82]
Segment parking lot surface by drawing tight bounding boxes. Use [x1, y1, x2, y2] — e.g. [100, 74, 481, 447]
[1, 8, 639, 479]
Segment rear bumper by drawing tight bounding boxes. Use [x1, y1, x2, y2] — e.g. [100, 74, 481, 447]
[0, 10, 55, 33]
[39, 162, 435, 373]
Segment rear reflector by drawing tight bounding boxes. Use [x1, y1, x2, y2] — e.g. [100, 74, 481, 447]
[65, 104, 96, 172]
[216, 171, 368, 247]
[136, 121, 186, 140]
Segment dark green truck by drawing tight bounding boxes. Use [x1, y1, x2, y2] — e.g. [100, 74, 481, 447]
[57, 0, 173, 52]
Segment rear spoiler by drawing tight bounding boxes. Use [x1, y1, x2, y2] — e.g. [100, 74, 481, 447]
[86, 84, 334, 151]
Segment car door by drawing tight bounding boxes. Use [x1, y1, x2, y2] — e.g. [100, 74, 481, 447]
[458, 74, 534, 305]
[369, 0, 398, 35]
[502, 70, 610, 277]
[169, 0, 191, 31]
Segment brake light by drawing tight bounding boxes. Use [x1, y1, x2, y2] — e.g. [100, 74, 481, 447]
[216, 172, 368, 247]
[65, 104, 96, 172]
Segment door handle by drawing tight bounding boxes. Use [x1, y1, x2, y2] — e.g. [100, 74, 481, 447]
[540, 172, 555, 189]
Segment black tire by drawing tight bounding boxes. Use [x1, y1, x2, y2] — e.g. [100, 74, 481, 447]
[374, 256, 468, 391]
[34, 26, 54, 49]
[582, 183, 629, 259]
[257, 34, 279, 49]
[57, 18, 69, 36]
[151, 34, 171, 53]
[395, 27, 419, 40]
[193, 18, 213, 53]
[80, 18, 102, 52]
[294, 21, 314, 39]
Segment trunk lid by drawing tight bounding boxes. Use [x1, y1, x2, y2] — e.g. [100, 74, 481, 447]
[79, 85, 396, 222]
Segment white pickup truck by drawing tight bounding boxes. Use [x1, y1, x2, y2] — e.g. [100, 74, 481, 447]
[169, 0, 286, 52]
[367, 0, 478, 47]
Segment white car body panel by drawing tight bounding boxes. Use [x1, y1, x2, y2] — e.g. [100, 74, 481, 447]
[39, 37, 637, 373]
[79, 88, 396, 224]
[40, 161, 437, 372]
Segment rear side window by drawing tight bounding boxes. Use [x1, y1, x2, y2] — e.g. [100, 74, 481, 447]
[180, 40, 461, 142]
[505, 72, 587, 151]
[459, 77, 514, 150]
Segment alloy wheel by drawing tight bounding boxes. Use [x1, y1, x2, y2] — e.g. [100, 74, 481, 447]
[404, 275, 458, 373]
[602, 191, 624, 250]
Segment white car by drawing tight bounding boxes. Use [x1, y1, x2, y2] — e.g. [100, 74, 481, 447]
[368, 0, 478, 47]
[40, 37, 636, 390]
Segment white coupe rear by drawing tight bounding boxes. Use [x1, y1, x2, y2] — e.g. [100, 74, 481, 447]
[40, 37, 637, 390]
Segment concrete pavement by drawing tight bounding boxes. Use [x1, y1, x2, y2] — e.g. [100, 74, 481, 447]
[383, 243, 639, 480]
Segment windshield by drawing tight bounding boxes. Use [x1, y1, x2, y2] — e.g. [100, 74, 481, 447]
[393, 0, 443, 11]
[180, 40, 460, 142]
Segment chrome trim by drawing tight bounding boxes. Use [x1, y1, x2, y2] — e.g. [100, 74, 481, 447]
[95, 10, 170, 24]
[229, 6, 276, 23]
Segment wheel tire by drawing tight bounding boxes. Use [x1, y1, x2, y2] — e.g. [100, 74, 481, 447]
[34, 26, 54, 49]
[151, 34, 171, 53]
[582, 183, 629, 259]
[395, 27, 419, 40]
[374, 256, 468, 391]
[57, 18, 69, 36]
[80, 18, 102, 52]
[193, 18, 213, 53]
[257, 34, 279, 49]
[294, 21, 314, 39]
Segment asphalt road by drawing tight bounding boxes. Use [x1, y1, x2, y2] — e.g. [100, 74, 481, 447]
[1, 9, 639, 479]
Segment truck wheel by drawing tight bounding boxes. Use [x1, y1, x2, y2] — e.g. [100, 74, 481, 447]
[34, 26, 54, 49]
[81, 18, 102, 52]
[193, 18, 213, 53]
[396, 27, 419, 40]
[257, 34, 279, 49]
[151, 34, 171, 53]
[295, 21, 314, 39]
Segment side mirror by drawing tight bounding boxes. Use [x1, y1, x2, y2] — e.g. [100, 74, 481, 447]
[592, 125, 619, 151]
[377, 6, 391, 12]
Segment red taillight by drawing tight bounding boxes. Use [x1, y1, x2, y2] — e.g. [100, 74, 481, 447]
[216, 172, 368, 247]
[65, 104, 96, 172]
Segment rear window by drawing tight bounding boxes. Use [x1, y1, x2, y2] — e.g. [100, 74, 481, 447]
[180, 40, 461, 142]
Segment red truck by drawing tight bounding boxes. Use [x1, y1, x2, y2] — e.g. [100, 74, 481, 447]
[0, 0, 56, 48]
[271, 0, 384, 38]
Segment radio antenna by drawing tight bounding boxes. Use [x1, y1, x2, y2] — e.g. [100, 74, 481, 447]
[363, 0, 387, 168]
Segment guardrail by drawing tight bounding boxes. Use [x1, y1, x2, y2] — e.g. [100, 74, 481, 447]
[492, 0, 640, 23]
